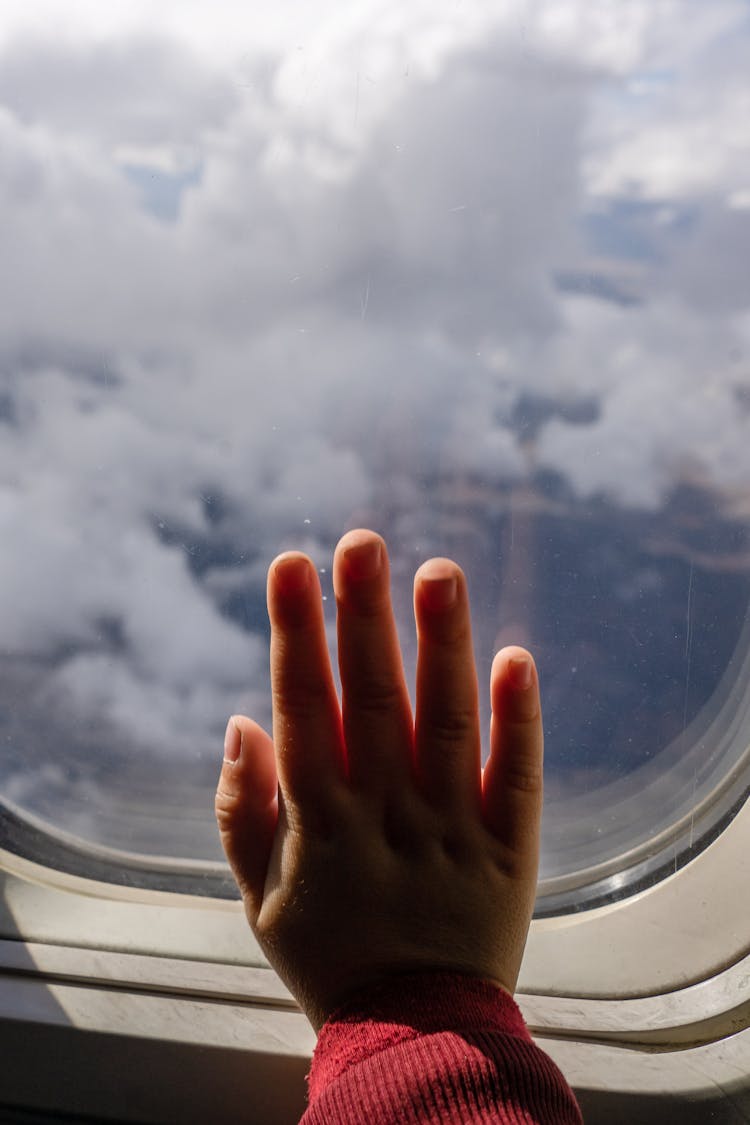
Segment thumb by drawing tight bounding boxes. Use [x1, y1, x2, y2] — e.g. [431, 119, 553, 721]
[215, 715, 279, 921]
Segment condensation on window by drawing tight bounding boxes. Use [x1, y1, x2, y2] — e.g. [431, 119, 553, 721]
[1, 2, 749, 907]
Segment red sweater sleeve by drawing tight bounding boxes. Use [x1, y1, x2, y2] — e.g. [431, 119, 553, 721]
[300, 970, 583, 1124]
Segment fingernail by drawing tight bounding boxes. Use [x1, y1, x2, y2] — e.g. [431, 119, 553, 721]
[344, 539, 383, 581]
[224, 718, 241, 763]
[422, 575, 458, 612]
[274, 556, 312, 595]
[509, 656, 533, 691]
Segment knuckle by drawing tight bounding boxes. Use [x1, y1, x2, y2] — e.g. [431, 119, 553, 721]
[343, 587, 392, 619]
[214, 785, 239, 831]
[439, 829, 474, 864]
[491, 845, 534, 882]
[380, 793, 429, 856]
[347, 676, 405, 714]
[427, 706, 477, 745]
[504, 763, 544, 794]
[272, 678, 331, 720]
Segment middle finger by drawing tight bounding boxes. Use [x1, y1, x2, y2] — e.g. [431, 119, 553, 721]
[413, 558, 482, 814]
[333, 529, 414, 794]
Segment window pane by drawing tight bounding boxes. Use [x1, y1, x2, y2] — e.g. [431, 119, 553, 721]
[1, 2, 749, 909]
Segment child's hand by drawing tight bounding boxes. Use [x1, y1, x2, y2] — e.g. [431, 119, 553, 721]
[216, 529, 543, 1032]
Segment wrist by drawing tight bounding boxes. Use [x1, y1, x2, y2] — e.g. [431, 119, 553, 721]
[307, 969, 530, 1101]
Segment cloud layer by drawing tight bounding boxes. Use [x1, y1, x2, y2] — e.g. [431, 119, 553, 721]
[1, 0, 749, 863]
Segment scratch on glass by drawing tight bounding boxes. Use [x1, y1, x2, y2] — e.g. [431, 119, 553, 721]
[682, 562, 694, 734]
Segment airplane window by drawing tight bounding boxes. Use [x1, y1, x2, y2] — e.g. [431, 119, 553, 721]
[1, 1, 749, 914]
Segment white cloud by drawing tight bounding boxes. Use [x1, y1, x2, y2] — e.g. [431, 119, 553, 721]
[582, 3, 750, 202]
[0, 0, 749, 855]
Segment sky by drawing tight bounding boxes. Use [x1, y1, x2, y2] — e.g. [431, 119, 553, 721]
[1, 0, 749, 868]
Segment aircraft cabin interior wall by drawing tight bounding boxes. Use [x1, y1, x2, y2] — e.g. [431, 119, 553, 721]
[0, 1, 749, 1122]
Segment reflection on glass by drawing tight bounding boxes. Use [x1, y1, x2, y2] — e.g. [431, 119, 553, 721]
[1, 2, 749, 907]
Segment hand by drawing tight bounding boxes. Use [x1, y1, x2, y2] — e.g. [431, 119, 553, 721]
[215, 529, 543, 1032]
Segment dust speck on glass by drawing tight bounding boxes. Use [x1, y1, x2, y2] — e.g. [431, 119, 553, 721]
[1, 1, 749, 909]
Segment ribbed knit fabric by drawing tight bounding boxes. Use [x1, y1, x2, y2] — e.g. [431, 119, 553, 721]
[301, 971, 583, 1124]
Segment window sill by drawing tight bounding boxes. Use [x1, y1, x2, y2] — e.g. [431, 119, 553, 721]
[2, 785, 749, 997]
[1, 795, 748, 1121]
[0, 946, 748, 1124]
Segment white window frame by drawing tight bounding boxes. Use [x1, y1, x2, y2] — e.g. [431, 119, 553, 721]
[1, 784, 748, 1122]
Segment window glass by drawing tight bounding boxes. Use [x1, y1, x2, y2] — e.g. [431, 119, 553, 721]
[1, 1, 749, 909]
